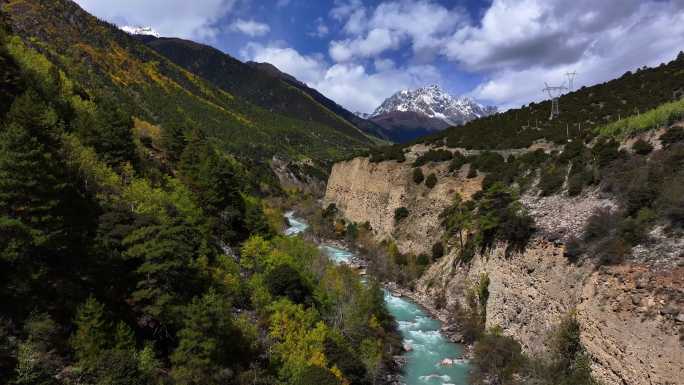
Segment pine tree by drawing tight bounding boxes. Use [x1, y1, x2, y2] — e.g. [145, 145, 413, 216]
[123, 214, 203, 331]
[161, 120, 187, 162]
[0, 90, 69, 312]
[170, 290, 252, 385]
[71, 296, 109, 370]
[94, 102, 136, 168]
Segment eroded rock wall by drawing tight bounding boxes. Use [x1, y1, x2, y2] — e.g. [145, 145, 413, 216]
[324, 156, 482, 255]
[324, 155, 683, 385]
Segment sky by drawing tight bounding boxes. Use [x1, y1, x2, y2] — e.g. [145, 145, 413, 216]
[74, 0, 684, 113]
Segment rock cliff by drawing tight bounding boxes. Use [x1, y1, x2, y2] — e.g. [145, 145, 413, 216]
[324, 150, 683, 385]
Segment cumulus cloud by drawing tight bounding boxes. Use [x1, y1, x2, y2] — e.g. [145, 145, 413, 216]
[329, 0, 465, 62]
[73, 0, 236, 40]
[460, 0, 684, 108]
[242, 42, 441, 113]
[241, 42, 327, 84]
[330, 28, 401, 62]
[230, 19, 271, 37]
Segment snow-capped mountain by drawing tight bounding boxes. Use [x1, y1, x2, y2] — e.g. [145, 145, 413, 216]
[120, 25, 160, 38]
[371, 84, 497, 126]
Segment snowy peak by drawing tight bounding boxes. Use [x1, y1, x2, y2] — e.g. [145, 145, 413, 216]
[371, 84, 497, 126]
[120, 25, 160, 38]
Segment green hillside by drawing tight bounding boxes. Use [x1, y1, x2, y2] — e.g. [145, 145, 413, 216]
[0, 10, 398, 385]
[417, 52, 684, 149]
[1, 0, 374, 182]
[140, 36, 387, 143]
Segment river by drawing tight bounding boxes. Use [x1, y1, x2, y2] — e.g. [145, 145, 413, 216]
[284, 211, 470, 385]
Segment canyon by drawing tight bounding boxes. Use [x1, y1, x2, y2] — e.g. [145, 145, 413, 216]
[324, 144, 683, 385]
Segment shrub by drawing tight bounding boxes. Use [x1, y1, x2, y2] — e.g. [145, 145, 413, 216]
[265, 264, 312, 304]
[539, 162, 566, 196]
[582, 208, 617, 242]
[425, 173, 438, 188]
[449, 151, 467, 172]
[632, 139, 653, 155]
[593, 138, 620, 167]
[472, 329, 525, 385]
[431, 242, 444, 260]
[564, 236, 583, 263]
[416, 253, 430, 266]
[595, 236, 629, 265]
[394, 207, 409, 222]
[369, 145, 406, 163]
[413, 149, 453, 167]
[660, 127, 684, 147]
[466, 165, 478, 178]
[412, 168, 424, 184]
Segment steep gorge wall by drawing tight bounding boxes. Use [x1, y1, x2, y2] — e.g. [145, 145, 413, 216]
[324, 155, 683, 385]
[324, 155, 482, 255]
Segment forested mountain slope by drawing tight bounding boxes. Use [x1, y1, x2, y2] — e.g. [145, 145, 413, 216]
[0, 11, 399, 385]
[139, 36, 388, 143]
[411, 52, 684, 150]
[1, 0, 374, 184]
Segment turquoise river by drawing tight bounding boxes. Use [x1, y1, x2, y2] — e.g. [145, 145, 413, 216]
[284, 212, 470, 385]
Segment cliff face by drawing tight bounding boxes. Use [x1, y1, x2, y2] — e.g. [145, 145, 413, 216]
[325, 155, 482, 255]
[324, 153, 683, 385]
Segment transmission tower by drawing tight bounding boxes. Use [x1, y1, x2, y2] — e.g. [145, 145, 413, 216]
[543, 82, 568, 120]
[565, 71, 578, 91]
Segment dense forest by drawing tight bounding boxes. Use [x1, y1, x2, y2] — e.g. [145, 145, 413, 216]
[0, 15, 399, 385]
[0, 0, 376, 186]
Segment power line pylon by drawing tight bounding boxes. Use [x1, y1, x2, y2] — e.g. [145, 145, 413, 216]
[543, 82, 568, 120]
[566, 71, 578, 92]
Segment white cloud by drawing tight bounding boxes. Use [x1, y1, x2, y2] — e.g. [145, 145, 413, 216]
[241, 42, 327, 84]
[276, 0, 291, 7]
[241, 42, 441, 113]
[329, 0, 466, 62]
[461, 0, 684, 108]
[309, 18, 330, 38]
[330, 28, 401, 62]
[230, 19, 271, 37]
[73, 0, 236, 40]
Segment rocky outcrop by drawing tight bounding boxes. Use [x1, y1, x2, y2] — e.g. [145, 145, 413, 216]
[324, 153, 684, 385]
[324, 156, 482, 256]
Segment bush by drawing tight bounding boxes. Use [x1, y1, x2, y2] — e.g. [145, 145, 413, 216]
[416, 253, 430, 266]
[539, 162, 566, 196]
[564, 236, 583, 263]
[593, 138, 620, 167]
[394, 207, 409, 222]
[660, 127, 684, 147]
[412, 168, 424, 184]
[369, 145, 406, 163]
[265, 264, 313, 304]
[582, 208, 617, 242]
[449, 151, 467, 172]
[471, 329, 525, 385]
[466, 165, 478, 178]
[595, 236, 629, 265]
[413, 149, 453, 167]
[431, 242, 444, 260]
[425, 173, 438, 188]
[632, 139, 653, 155]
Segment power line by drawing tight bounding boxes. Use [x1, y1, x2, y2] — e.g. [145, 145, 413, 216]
[543, 82, 568, 120]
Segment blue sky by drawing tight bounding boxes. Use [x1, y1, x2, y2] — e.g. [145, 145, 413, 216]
[75, 0, 684, 113]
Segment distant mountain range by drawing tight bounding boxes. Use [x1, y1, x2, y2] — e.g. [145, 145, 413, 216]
[362, 85, 497, 143]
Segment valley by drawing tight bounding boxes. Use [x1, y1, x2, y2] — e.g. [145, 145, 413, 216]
[0, 1, 683, 385]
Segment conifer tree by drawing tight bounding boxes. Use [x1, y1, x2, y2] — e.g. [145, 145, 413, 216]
[71, 296, 109, 370]
[170, 290, 252, 384]
[123, 214, 203, 331]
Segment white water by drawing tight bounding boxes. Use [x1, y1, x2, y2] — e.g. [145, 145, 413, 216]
[284, 212, 470, 385]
